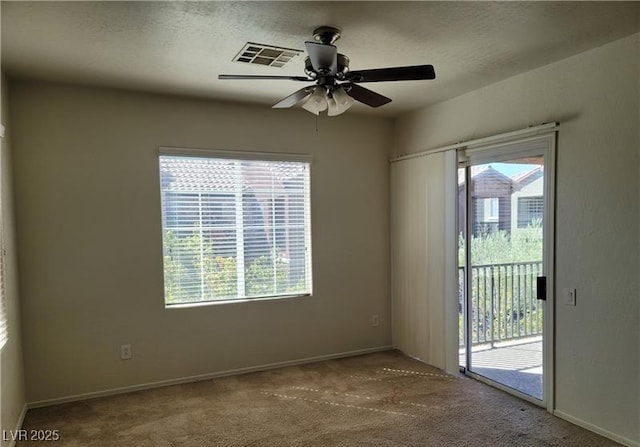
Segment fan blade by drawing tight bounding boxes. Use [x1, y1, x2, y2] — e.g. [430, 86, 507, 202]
[219, 74, 313, 82]
[346, 65, 435, 83]
[272, 87, 314, 109]
[343, 83, 391, 108]
[305, 42, 337, 75]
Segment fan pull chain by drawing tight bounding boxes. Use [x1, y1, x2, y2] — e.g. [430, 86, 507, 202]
[315, 114, 319, 132]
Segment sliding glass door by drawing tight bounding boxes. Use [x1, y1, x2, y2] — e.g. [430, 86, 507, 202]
[459, 135, 555, 406]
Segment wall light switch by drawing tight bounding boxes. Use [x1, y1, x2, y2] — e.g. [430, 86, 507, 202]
[564, 289, 576, 306]
[120, 344, 132, 360]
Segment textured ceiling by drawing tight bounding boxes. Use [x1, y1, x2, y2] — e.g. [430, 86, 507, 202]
[2, 1, 639, 117]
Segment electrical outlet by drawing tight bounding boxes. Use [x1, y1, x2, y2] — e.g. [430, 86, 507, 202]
[564, 289, 576, 306]
[120, 344, 132, 360]
[371, 314, 380, 327]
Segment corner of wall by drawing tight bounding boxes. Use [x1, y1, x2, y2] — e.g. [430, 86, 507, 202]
[1, 72, 28, 444]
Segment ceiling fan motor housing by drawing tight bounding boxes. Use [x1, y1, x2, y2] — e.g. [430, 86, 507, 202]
[312, 26, 341, 45]
[304, 53, 350, 79]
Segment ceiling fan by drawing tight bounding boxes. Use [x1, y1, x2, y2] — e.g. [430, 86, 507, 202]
[218, 26, 436, 116]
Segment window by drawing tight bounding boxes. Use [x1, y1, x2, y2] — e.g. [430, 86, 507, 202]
[0, 237, 5, 350]
[517, 196, 544, 228]
[0, 132, 6, 350]
[159, 150, 312, 305]
[484, 197, 499, 221]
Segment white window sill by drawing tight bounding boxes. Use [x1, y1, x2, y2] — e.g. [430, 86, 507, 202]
[165, 293, 312, 309]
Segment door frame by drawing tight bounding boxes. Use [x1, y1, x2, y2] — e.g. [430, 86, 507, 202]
[459, 132, 556, 412]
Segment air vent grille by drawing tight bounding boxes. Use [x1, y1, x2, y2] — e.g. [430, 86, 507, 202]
[233, 42, 303, 68]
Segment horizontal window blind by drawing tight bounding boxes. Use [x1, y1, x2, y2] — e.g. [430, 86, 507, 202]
[159, 154, 312, 305]
[0, 137, 6, 349]
[0, 246, 6, 349]
[517, 196, 544, 228]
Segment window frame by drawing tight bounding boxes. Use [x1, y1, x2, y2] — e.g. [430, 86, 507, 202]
[484, 197, 500, 222]
[0, 128, 6, 350]
[517, 195, 544, 229]
[158, 147, 313, 308]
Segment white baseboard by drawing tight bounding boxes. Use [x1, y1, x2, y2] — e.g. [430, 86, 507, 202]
[6, 403, 28, 447]
[554, 410, 639, 447]
[28, 345, 393, 409]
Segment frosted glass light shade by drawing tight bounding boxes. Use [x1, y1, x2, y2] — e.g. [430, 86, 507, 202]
[302, 87, 328, 115]
[327, 87, 354, 116]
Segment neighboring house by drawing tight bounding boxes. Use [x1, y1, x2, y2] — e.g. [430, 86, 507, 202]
[459, 165, 514, 237]
[511, 167, 544, 232]
[458, 165, 544, 237]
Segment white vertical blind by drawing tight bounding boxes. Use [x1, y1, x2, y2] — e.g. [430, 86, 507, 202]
[391, 150, 458, 372]
[159, 153, 312, 305]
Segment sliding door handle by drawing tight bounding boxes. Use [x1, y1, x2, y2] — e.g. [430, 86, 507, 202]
[536, 276, 547, 301]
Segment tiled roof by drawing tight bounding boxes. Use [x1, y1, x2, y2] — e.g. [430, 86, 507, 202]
[160, 156, 306, 192]
[511, 166, 543, 184]
[458, 165, 543, 186]
[458, 165, 507, 186]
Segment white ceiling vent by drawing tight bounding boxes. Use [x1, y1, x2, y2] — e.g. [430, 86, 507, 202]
[233, 42, 303, 68]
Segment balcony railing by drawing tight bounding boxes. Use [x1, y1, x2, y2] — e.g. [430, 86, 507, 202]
[459, 261, 543, 347]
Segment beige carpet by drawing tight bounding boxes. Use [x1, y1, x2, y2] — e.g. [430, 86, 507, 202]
[18, 350, 620, 446]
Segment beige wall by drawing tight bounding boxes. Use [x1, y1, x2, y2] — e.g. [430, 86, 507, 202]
[1, 74, 26, 444]
[394, 34, 640, 444]
[10, 81, 393, 403]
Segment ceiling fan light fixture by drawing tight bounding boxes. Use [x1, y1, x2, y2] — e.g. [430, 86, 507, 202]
[326, 96, 339, 116]
[327, 87, 353, 116]
[220, 26, 436, 116]
[301, 86, 328, 115]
